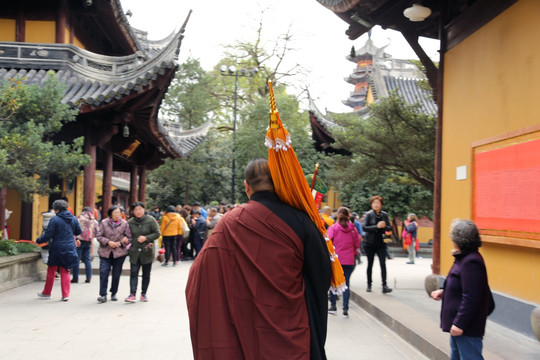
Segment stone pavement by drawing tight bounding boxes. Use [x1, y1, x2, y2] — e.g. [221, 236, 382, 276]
[348, 255, 540, 360]
[0, 259, 428, 360]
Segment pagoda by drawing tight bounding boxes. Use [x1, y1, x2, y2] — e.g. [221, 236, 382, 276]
[0, 1, 208, 240]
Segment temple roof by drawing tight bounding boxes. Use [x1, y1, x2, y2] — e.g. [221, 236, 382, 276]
[0, 11, 209, 160]
[0, 10, 190, 109]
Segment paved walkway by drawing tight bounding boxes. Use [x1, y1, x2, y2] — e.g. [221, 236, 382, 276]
[0, 259, 428, 360]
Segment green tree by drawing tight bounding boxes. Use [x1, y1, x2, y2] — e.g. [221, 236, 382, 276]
[161, 58, 219, 129]
[0, 75, 91, 232]
[331, 92, 436, 191]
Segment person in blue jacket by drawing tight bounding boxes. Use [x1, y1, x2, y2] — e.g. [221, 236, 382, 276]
[36, 199, 81, 301]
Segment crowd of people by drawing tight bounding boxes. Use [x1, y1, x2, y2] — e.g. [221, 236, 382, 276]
[35, 198, 230, 303]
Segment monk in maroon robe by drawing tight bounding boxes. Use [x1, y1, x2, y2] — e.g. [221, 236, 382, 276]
[186, 159, 332, 360]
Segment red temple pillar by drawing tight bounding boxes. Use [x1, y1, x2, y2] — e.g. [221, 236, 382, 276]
[83, 128, 96, 208]
[0, 188, 6, 233]
[129, 166, 139, 206]
[138, 166, 146, 203]
[102, 149, 113, 219]
[56, 0, 66, 44]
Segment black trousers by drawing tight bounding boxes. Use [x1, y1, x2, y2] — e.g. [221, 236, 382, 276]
[99, 253, 126, 296]
[130, 259, 152, 295]
[162, 235, 177, 263]
[365, 245, 388, 286]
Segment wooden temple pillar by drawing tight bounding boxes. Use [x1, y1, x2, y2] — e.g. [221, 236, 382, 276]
[102, 148, 113, 219]
[19, 201, 32, 240]
[83, 126, 96, 208]
[55, 0, 66, 44]
[138, 166, 146, 203]
[129, 166, 139, 206]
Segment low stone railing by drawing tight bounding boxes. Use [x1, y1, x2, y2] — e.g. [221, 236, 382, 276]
[0, 252, 47, 293]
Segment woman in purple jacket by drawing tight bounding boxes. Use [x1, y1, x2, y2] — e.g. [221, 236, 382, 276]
[431, 219, 494, 360]
[96, 206, 132, 303]
[327, 207, 360, 318]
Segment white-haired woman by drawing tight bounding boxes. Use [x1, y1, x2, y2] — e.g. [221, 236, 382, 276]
[431, 219, 494, 360]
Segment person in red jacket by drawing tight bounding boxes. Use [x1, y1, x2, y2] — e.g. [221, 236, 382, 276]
[327, 207, 360, 318]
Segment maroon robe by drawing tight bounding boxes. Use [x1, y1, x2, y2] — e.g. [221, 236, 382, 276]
[186, 200, 311, 360]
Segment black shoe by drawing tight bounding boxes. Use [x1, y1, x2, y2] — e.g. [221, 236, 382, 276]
[111, 294, 118, 301]
[382, 286, 393, 294]
[71, 279, 78, 283]
[342, 310, 349, 318]
[85, 279, 91, 283]
[97, 295, 107, 303]
[328, 306, 337, 315]
[366, 286, 372, 292]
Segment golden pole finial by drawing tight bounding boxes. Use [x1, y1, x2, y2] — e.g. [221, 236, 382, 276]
[268, 81, 280, 129]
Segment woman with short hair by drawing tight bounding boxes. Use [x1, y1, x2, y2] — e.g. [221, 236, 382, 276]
[125, 202, 160, 303]
[96, 206, 131, 303]
[362, 195, 392, 294]
[431, 219, 494, 360]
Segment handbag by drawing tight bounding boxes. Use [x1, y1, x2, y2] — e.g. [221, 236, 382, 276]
[181, 217, 190, 237]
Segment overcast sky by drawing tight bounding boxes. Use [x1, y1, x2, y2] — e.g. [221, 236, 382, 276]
[121, 0, 440, 113]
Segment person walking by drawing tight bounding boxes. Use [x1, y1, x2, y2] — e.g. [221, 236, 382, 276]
[160, 206, 183, 266]
[431, 219, 494, 360]
[72, 207, 99, 283]
[186, 159, 331, 360]
[96, 206, 131, 303]
[190, 209, 207, 257]
[363, 195, 393, 294]
[125, 202, 160, 303]
[404, 213, 418, 264]
[327, 207, 360, 318]
[36, 200, 81, 301]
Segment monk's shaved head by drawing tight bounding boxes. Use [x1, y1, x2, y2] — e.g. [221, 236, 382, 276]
[244, 158, 274, 193]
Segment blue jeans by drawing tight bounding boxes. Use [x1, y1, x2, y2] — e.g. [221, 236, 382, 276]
[72, 241, 92, 281]
[450, 335, 484, 360]
[329, 265, 355, 311]
[99, 253, 126, 296]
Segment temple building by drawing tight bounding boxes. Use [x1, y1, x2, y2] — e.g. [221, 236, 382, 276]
[0, 1, 209, 241]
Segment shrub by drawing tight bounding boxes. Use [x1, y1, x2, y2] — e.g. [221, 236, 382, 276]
[0, 239, 40, 256]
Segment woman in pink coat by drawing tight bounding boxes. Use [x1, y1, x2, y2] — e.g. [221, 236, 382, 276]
[327, 207, 361, 318]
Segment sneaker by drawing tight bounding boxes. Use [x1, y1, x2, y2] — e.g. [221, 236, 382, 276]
[366, 286, 372, 293]
[162, 263, 168, 267]
[97, 295, 107, 303]
[173, 262, 177, 267]
[61, 297, 69, 302]
[85, 279, 91, 283]
[342, 310, 349, 318]
[37, 292, 51, 299]
[71, 279, 78, 283]
[111, 294, 118, 301]
[125, 294, 137, 303]
[382, 286, 393, 294]
[406, 261, 414, 264]
[328, 306, 337, 315]
[140, 294, 148, 302]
